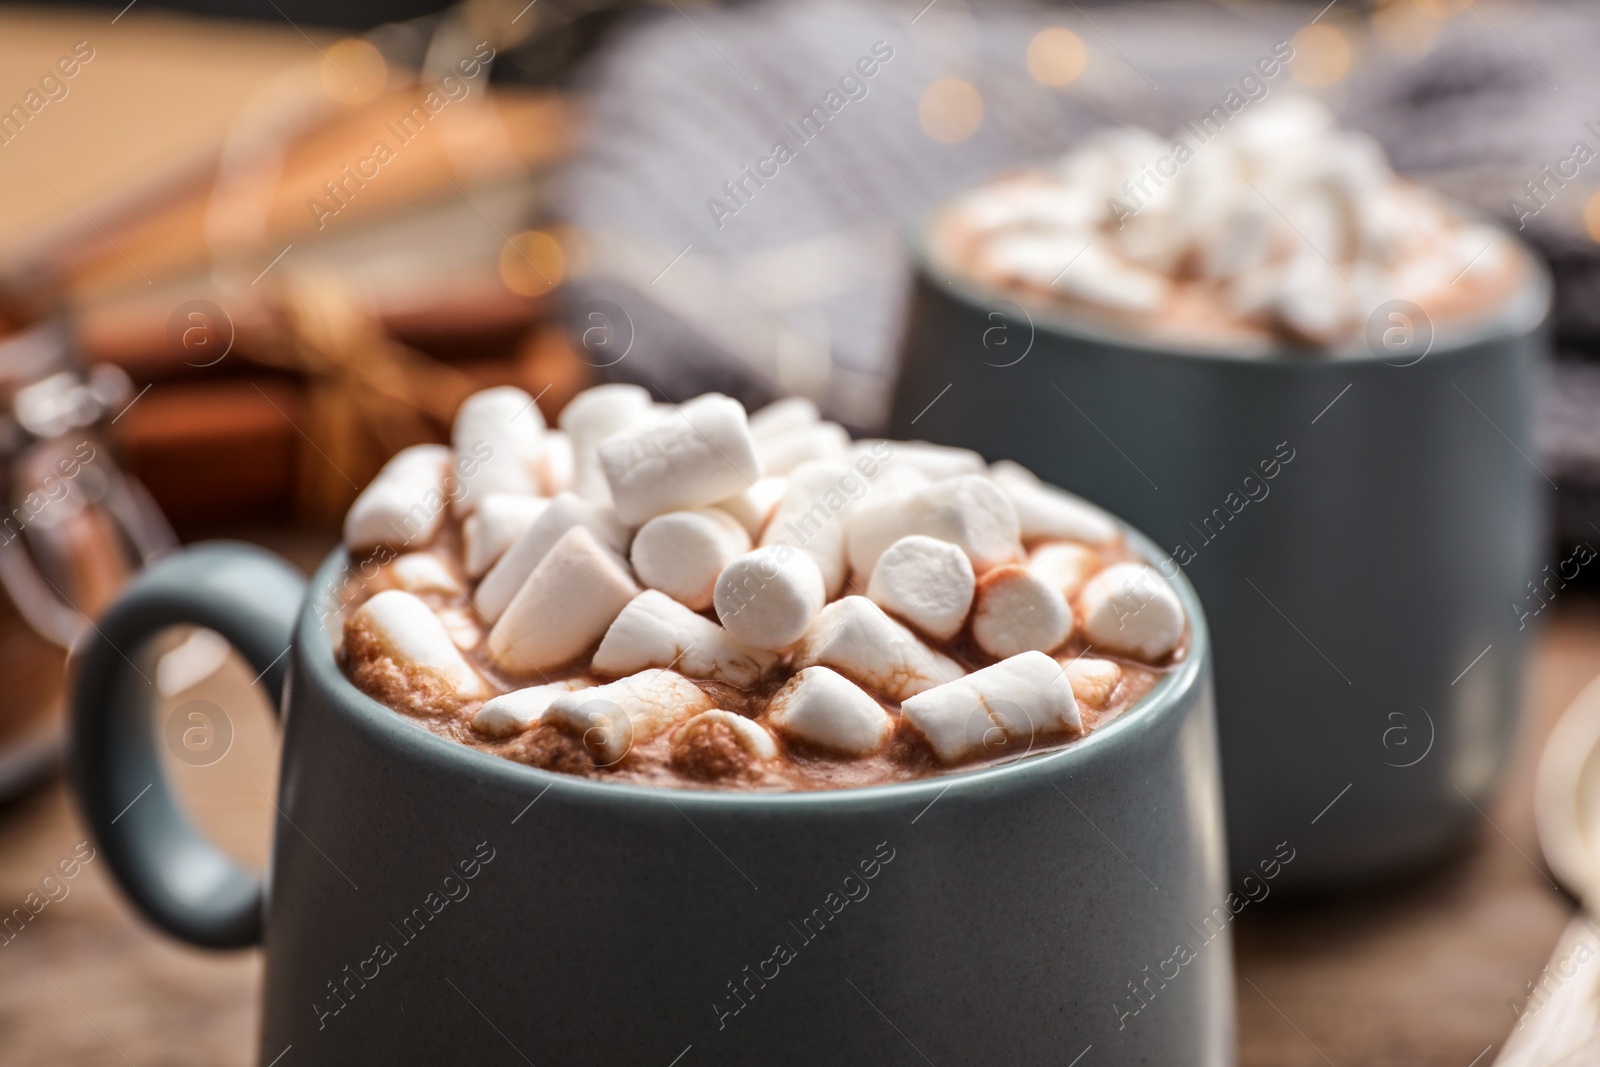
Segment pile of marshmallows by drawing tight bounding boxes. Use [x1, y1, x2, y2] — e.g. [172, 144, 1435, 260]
[341, 384, 1185, 769]
[941, 95, 1511, 346]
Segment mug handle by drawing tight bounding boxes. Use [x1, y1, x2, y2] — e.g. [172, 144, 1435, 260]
[69, 541, 307, 949]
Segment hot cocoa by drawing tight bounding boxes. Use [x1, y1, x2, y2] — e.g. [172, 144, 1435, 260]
[338, 384, 1187, 790]
[930, 96, 1528, 352]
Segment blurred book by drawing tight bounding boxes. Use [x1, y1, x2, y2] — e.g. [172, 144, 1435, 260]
[3, 7, 591, 528]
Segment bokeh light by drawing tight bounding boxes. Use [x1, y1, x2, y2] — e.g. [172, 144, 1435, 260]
[1373, 0, 1442, 56]
[499, 230, 565, 297]
[1289, 24, 1353, 87]
[1027, 28, 1087, 88]
[1412, 0, 1471, 16]
[320, 38, 388, 106]
[1584, 191, 1600, 244]
[919, 78, 985, 144]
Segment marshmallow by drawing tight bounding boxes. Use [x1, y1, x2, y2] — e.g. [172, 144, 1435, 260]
[857, 455, 932, 501]
[1233, 95, 1338, 171]
[1180, 147, 1245, 264]
[463, 494, 549, 578]
[755, 421, 852, 476]
[1226, 261, 1283, 320]
[475, 492, 629, 623]
[682, 709, 777, 758]
[792, 596, 964, 701]
[156, 628, 230, 697]
[536, 430, 574, 495]
[1061, 656, 1121, 709]
[1004, 237, 1169, 313]
[593, 590, 776, 688]
[713, 476, 789, 538]
[488, 526, 640, 676]
[949, 179, 1098, 233]
[902, 651, 1080, 764]
[1118, 179, 1190, 276]
[989, 463, 1118, 544]
[865, 534, 975, 641]
[766, 666, 894, 756]
[1077, 563, 1185, 661]
[345, 590, 489, 714]
[473, 679, 590, 738]
[543, 669, 714, 765]
[986, 460, 1039, 485]
[1071, 126, 1172, 194]
[748, 396, 820, 440]
[942, 94, 1513, 350]
[1450, 224, 1511, 284]
[846, 475, 1021, 578]
[971, 565, 1072, 658]
[1283, 188, 1346, 267]
[879, 440, 986, 482]
[1028, 542, 1101, 601]
[1201, 198, 1275, 282]
[598, 393, 762, 525]
[850, 439, 894, 466]
[713, 545, 826, 651]
[435, 604, 484, 651]
[1355, 186, 1423, 266]
[760, 460, 853, 598]
[1390, 251, 1458, 304]
[451, 386, 545, 515]
[631, 509, 751, 611]
[344, 445, 450, 552]
[389, 552, 465, 596]
[671, 709, 779, 775]
[1269, 251, 1356, 345]
[559, 383, 654, 500]
[976, 230, 1088, 289]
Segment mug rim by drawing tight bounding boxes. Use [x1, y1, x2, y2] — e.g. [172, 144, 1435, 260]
[295, 521, 1212, 809]
[912, 206, 1553, 367]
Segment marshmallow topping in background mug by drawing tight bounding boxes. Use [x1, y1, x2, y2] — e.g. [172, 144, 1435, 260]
[71, 389, 1232, 1063]
[893, 94, 1551, 891]
[933, 95, 1526, 352]
[337, 383, 1188, 789]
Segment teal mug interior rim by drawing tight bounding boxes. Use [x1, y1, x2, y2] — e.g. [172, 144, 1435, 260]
[909, 206, 1553, 366]
[300, 519, 1211, 811]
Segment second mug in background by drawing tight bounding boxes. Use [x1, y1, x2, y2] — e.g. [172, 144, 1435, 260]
[891, 235, 1551, 891]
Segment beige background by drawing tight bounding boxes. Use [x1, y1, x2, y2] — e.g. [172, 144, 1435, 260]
[0, 4, 323, 262]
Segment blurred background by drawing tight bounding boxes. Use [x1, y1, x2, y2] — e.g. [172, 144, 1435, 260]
[1, 0, 1599, 1063]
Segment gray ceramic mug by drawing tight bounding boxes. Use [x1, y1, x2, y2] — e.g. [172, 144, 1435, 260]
[890, 247, 1551, 892]
[72, 538, 1236, 1064]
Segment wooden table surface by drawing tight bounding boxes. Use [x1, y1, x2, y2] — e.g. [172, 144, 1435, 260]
[1, 526, 1596, 1066]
